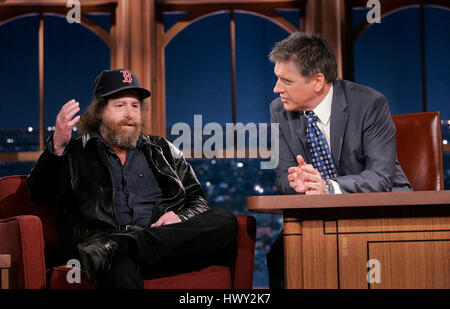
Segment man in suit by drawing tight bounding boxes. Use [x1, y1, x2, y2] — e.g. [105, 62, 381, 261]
[266, 32, 411, 288]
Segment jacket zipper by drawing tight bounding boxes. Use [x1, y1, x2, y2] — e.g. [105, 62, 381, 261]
[96, 141, 121, 232]
[147, 146, 185, 222]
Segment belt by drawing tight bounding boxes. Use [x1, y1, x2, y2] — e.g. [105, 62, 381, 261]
[119, 224, 142, 232]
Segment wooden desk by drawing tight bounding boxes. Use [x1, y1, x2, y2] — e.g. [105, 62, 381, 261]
[247, 191, 450, 289]
[0, 254, 10, 289]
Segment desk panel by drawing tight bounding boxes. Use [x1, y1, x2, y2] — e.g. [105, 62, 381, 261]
[248, 191, 450, 289]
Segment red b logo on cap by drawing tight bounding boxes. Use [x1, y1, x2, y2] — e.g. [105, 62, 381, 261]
[120, 70, 132, 83]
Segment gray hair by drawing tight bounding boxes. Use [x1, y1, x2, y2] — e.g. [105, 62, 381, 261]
[269, 32, 338, 83]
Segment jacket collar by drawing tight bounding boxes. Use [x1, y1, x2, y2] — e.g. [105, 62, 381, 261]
[329, 79, 349, 166]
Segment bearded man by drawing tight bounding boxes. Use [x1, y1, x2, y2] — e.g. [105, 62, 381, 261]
[27, 69, 237, 289]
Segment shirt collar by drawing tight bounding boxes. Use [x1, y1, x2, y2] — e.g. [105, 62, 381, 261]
[311, 84, 333, 126]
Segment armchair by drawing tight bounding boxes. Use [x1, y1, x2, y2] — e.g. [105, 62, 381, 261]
[0, 175, 256, 289]
[392, 111, 444, 190]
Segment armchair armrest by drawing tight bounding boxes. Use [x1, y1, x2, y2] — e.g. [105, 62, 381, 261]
[0, 215, 46, 289]
[0, 254, 10, 289]
[231, 214, 256, 289]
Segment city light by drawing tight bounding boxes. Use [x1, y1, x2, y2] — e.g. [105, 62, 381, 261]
[206, 181, 211, 187]
[254, 184, 264, 194]
[237, 162, 244, 168]
[443, 140, 448, 145]
[6, 138, 14, 144]
[27, 127, 33, 133]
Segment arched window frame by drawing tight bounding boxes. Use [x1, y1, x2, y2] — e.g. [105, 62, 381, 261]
[0, 2, 117, 162]
[348, 0, 450, 153]
[154, 0, 305, 158]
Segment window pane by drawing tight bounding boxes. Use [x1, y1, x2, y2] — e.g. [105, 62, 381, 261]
[163, 12, 189, 32]
[43, 14, 111, 135]
[352, 7, 370, 29]
[235, 12, 290, 124]
[445, 152, 450, 190]
[165, 13, 232, 129]
[424, 7, 450, 121]
[353, 8, 423, 115]
[0, 15, 40, 151]
[444, 121, 450, 190]
[275, 9, 301, 29]
[84, 13, 111, 33]
[0, 161, 35, 177]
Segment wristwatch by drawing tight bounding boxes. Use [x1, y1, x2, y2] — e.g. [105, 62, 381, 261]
[325, 179, 335, 194]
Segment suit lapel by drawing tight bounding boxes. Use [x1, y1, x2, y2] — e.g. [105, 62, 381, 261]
[289, 112, 312, 163]
[330, 80, 349, 169]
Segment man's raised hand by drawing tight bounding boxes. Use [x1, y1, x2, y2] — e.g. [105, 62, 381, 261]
[53, 99, 80, 156]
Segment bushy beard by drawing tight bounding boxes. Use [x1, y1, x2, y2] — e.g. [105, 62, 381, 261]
[99, 117, 142, 149]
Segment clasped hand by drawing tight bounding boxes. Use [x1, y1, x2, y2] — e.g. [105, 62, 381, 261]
[151, 211, 181, 227]
[288, 155, 326, 194]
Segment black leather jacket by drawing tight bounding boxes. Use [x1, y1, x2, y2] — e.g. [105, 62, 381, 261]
[28, 133, 209, 257]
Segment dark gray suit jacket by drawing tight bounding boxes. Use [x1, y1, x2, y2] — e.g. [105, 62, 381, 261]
[270, 79, 412, 194]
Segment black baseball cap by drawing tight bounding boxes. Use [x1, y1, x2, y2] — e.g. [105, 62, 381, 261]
[93, 69, 151, 99]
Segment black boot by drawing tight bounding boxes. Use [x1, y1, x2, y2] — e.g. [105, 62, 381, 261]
[78, 237, 120, 280]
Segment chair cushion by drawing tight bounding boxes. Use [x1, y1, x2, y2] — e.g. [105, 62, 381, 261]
[1, 175, 255, 289]
[144, 265, 232, 289]
[0, 215, 46, 289]
[49, 265, 96, 289]
[0, 175, 61, 265]
[49, 264, 232, 289]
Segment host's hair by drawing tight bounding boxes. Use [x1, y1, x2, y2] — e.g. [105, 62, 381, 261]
[269, 32, 338, 83]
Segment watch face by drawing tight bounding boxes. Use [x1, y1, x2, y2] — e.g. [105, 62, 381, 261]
[326, 180, 334, 194]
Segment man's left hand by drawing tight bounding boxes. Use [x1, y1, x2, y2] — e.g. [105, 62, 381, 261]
[301, 164, 326, 194]
[151, 211, 182, 227]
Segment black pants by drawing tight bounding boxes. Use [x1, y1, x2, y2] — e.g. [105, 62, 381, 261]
[96, 208, 238, 289]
